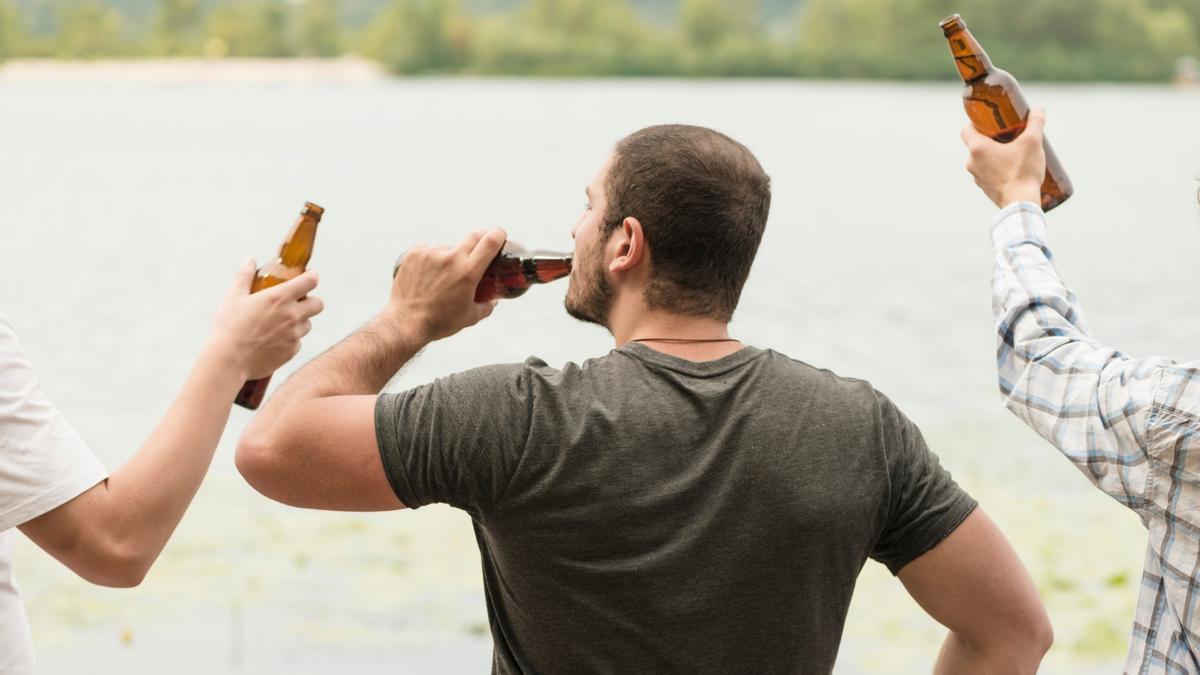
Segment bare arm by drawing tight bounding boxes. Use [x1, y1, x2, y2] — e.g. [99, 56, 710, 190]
[898, 509, 1052, 673]
[236, 229, 506, 511]
[18, 263, 322, 587]
[232, 323, 413, 511]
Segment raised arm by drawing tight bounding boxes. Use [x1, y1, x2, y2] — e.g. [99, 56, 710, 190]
[235, 229, 506, 511]
[963, 109, 1162, 508]
[898, 509, 1053, 673]
[18, 262, 322, 587]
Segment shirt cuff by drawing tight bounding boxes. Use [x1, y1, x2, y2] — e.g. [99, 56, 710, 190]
[990, 201, 1048, 250]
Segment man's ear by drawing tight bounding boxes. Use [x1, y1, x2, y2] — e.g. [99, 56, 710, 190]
[609, 216, 646, 274]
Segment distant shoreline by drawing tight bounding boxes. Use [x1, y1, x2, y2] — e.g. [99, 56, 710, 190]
[0, 57, 389, 85]
[0, 57, 1196, 87]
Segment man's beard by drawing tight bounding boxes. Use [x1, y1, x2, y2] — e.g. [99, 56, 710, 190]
[564, 241, 614, 329]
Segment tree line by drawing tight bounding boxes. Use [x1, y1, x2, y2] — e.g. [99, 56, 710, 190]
[0, 0, 1196, 81]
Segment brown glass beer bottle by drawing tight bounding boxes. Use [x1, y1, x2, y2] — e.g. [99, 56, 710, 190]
[940, 14, 1073, 211]
[234, 202, 324, 410]
[473, 245, 572, 302]
[391, 243, 572, 302]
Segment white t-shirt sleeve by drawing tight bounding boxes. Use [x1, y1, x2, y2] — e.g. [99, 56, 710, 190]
[0, 312, 107, 533]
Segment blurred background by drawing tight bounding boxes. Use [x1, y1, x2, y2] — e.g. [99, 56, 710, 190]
[1, 1, 1199, 674]
[0, 0, 1197, 79]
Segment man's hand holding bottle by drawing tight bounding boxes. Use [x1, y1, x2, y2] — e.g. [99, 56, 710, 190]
[962, 107, 1050, 209]
[384, 228, 507, 344]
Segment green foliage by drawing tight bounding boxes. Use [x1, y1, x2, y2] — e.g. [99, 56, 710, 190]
[363, 0, 469, 73]
[53, 0, 125, 59]
[153, 0, 202, 56]
[474, 0, 657, 75]
[298, 0, 343, 58]
[680, 0, 757, 50]
[0, 0, 20, 61]
[795, 0, 1198, 81]
[916, 0, 1197, 81]
[676, 0, 783, 75]
[0, 0, 1195, 81]
[205, 0, 294, 58]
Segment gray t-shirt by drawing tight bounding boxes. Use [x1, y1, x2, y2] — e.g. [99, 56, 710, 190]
[376, 343, 976, 674]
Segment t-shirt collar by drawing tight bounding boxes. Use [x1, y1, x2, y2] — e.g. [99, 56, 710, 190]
[615, 341, 765, 377]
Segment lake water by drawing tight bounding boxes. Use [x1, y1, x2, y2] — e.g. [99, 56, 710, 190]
[2, 71, 1199, 673]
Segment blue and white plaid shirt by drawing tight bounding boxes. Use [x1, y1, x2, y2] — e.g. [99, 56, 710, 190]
[993, 202, 1200, 674]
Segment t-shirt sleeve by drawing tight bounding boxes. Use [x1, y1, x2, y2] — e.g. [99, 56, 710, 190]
[374, 363, 533, 518]
[869, 391, 977, 575]
[0, 313, 108, 533]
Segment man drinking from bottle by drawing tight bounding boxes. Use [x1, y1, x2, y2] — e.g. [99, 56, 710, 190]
[238, 124, 1052, 672]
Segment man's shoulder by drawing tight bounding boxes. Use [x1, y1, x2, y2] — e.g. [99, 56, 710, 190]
[513, 347, 881, 395]
[425, 349, 885, 409]
[758, 349, 881, 401]
[411, 357, 584, 397]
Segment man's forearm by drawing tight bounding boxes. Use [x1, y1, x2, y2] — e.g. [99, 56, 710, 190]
[990, 203, 1161, 506]
[250, 314, 426, 435]
[991, 203, 1097, 413]
[235, 231, 505, 510]
[231, 311, 427, 510]
[990, 203, 1090, 337]
[234, 313, 430, 510]
[247, 228, 504, 438]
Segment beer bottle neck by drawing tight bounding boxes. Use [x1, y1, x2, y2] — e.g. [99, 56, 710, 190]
[525, 254, 571, 284]
[277, 215, 319, 268]
[941, 16, 994, 83]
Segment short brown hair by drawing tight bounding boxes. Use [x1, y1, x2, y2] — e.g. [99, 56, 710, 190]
[603, 125, 771, 322]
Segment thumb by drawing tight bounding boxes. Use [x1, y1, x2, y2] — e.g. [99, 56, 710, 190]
[1024, 106, 1047, 141]
[229, 258, 257, 296]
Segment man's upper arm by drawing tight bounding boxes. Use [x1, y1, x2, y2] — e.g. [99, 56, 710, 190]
[237, 394, 405, 511]
[238, 363, 532, 515]
[869, 391, 977, 574]
[372, 365, 532, 516]
[898, 508, 1050, 654]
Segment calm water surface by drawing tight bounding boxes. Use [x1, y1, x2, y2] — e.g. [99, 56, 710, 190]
[1, 76, 1199, 673]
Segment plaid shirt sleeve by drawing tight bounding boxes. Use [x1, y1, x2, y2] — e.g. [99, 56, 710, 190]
[991, 202, 1161, 511]
[992, 203, 1200, 671]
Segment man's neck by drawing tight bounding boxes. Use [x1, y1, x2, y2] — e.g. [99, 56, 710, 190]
[610, 305, 741, 363]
